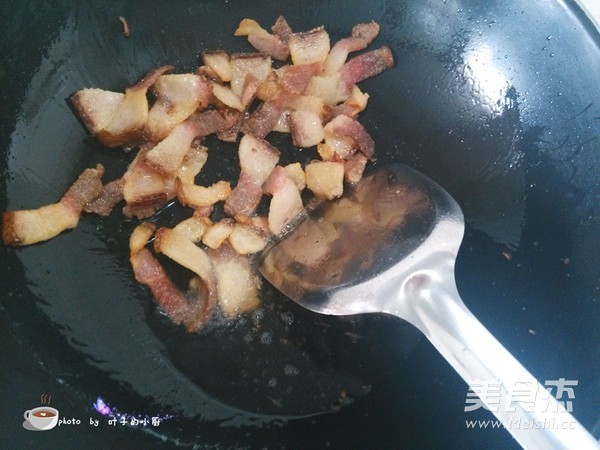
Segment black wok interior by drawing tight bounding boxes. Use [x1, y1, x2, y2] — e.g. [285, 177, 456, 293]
[1, 0, 599, 448]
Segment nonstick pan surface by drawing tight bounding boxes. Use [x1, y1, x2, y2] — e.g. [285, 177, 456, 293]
[1, 1, 599, 448]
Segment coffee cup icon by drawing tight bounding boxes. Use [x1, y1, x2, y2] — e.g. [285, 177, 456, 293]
[23, 406, 59, 431]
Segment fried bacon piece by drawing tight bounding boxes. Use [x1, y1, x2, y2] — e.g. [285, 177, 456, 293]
[142, 225, 217, 330]
[153, 227, 216, 294]
[201, 50, 232, 82]
[327, 85, 370, 120]
[323, 21, 380, 74]
[224, 134, 280, 218]
[241, 96, 286, 139]
[271, 16, 293, 43]
[172, 215, 211, 244]
[289, 109, 324, 147]
[176, 179, 231, 209]
[71, 65, 173, 148]
[263, 165, 304, 234]
[339, 46, 394, 97]
[322, 114, 375, 160]
[208, 243, 260, 317]
[288, 26, 330, 66]
[343, 152, 369, 184]
[146, 110, 240, 176]
[84, 178, 125, 216]
[122, 148, 172, 219]
[130, 244, 214, 332]
[280, 62, 322, 95]
[228, 223, 268, 254]
[230, 53, 272, 97]
[235, 19, 290, 61]
[202, 219, 234, 249]
[146, 73, 212, 141]
[2, 165, 104, 245]
[145, 119, 203, 175]
[305, 160, 345, 200]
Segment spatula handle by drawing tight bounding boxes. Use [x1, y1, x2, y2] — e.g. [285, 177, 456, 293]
[397, 257, 599, 450]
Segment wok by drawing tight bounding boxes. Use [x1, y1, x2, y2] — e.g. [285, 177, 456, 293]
[1, 0, 599, 448]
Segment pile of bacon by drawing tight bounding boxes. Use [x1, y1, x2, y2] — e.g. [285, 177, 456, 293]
[2, 17, 393, 331]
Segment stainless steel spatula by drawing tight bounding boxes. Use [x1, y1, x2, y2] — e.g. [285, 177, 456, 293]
[260, 164, 598, 449]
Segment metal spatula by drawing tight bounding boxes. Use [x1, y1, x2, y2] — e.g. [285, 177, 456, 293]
[260, 164, 599, 449]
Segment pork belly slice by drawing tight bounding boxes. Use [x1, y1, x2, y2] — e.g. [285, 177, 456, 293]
[343, 152, 369, 184]
[289, 110, 324, 148]
[243, 90, 324, 139]
[263, 165, 304, 235]
[152, 227, 218, 331]
[145, 120, 201, 175]
[211, 82, 244, 111]
[222, 171, 263, 218]
[241, 98, 285, 139]
[228, 223, 268, 255]
[146, 73, 212, 141]
[230, 53, 272, 97]
[304, 73, 346, 105]
[84, 178, 125, 216]
[176, 144, 208, 185]
[202, 50, 233, 83]
[224, 134, 280, 218]
[284, 162, 306, 190]
[172, 215, 211, 244]
[71, 65, 173, 148]
[192, 108, 242, 137]
[339, 46, 394, 97]
[280, 62, 322, 95]
[123, 149, 170, 208]
[130, 248, 192, 326]
[235, 18, 290, 61]
[305, 160, 345, 200]
[130, 225, 217, 332]
[326, 85, 370, 120]
[288, 26, 330, 66]
[271, 16, 293, 43]
[208, 243, 260, 317]
[2, 165, 104, 246]
[322, 114, 375, 160]
[323, 21, 380, 74]
[176, 179, 231, 209]
[145, 109, 240, 176]
[306, 45, 392, 104]
[122, 142, 208, 218]
[202, 219, 235, 249]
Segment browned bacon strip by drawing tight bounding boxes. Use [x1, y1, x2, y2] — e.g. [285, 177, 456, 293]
[271, 16, 293, 43]
[130, 247, 215, 331]
[2, 165, 104, 246]
[84, 178, 125, 216]
[339, 46, 394, 96]
[224, 134, 280, 218]
[235, 19, 290, 61]
[325, 114, 375, 159]
[224, 171, 264, 218]
[190, 109, 242, 137]
[131, 248, 190, 323]
[281, 62, 322, 95]
[241, 98, 285, 139]
[324, 21, 380, 74]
